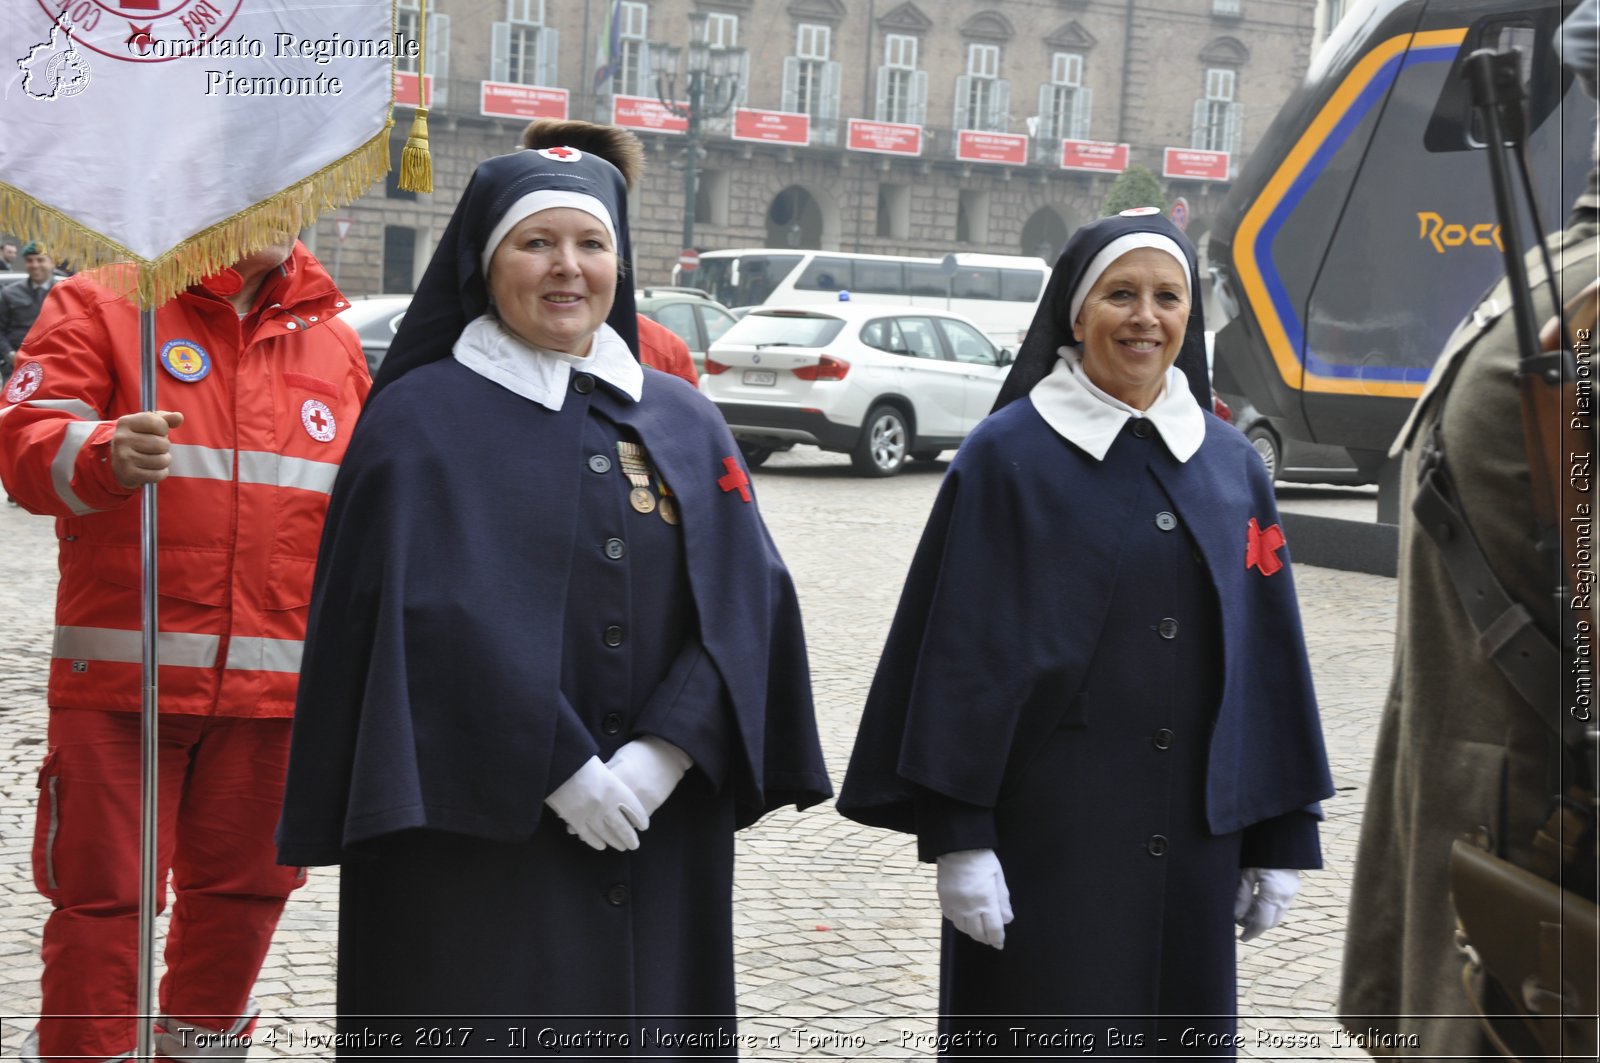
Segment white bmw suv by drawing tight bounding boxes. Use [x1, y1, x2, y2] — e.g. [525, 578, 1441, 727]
[700, 304, 1016, 476]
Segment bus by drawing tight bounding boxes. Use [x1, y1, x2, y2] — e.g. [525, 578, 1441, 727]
[1207, 0, 1592, 490]
[681, 248, 1051, 349]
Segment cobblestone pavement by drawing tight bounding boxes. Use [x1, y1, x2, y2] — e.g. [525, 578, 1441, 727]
[0, 446, 1398, 1060]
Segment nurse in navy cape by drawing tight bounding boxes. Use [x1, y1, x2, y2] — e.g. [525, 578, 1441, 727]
[276, 120, 831, 1057]
[837, 210, 1333, 1056]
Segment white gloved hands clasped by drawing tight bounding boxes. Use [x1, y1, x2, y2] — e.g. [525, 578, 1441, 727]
[545, 756, 648, 851]
[1234, 868, 1299, 941]
[605, 736, 693, 818]
[936, 848, 1014, 950]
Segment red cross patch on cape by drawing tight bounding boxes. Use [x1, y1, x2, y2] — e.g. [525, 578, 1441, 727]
[1246, 517, 1286, 576]
[717, 456, 751, 502]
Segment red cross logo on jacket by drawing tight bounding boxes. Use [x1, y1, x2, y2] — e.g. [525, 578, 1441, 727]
[1246, 518, 1286, 576]
[718, 456, 751, 502]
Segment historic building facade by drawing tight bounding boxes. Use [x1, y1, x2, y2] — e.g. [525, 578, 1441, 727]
[309, 0, 1322, 295]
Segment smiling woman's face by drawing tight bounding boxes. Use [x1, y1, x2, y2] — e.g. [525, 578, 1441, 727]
[1072, 247, 1190, 410]
[487, 207, 618, 356]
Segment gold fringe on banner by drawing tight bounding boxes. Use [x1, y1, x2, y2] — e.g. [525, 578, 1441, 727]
[0, 121, 392, 309]
[398, 0, 433, 193]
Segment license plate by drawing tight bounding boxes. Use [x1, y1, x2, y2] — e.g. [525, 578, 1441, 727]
[742, 369, 778, 386]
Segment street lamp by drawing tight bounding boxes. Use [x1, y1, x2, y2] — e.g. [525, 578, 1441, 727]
[654, 10, 744, 253]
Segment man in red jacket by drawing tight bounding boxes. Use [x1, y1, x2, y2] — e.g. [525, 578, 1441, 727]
[0, 235, 370, 1063]
[637, 312, 698, 385]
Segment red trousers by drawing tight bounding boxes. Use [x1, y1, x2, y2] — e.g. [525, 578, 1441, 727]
[32, 709, 304, 1062]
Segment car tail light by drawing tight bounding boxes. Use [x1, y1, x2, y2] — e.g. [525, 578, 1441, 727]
[1212, 390, 1232, 422]
[792, 356, 850, 381]
[704, 355, 730, 375]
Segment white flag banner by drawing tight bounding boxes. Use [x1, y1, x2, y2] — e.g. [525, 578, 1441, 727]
[0, 0, 397, 305]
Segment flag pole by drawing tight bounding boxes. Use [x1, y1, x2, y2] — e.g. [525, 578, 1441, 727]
[137, 304, 159, 1063]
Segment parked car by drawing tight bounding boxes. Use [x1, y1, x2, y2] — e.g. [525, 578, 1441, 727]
[338, 294, 411, 374]
[700, 304, 1015, 477]
[635, 287, 738, 373]
[1222, 394, 1375, 485]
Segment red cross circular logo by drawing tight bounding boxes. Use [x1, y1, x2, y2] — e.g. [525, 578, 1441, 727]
[300, 399, 336, 443]
[538, 146, 583, 163]
[5, 361, 44, 404]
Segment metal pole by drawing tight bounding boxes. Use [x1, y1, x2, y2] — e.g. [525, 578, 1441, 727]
[136, 305, 160, 1062]
[683, 72, 700, 252]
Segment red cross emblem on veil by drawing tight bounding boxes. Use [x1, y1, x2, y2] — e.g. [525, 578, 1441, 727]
[1246, 518, 1286, 576]
[539, 146, 581, 163]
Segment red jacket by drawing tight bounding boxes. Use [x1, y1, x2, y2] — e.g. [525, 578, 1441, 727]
[0, 245, 370, 717]
[636, 313, 698, 385]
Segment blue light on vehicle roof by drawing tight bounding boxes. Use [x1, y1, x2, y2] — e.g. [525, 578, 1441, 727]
[838, 290, 851, 301]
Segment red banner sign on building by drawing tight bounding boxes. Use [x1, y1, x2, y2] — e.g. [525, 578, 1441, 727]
[956, 130, 1028, 166]
[1060, 140, 1130, 173]
[481, 82, 569, 121]
[1163, 147, 1230, 181]
[394, 72, 432, 109]
[846, 119, 923, 156]
[732, 108, 811, 145]
[612, 95, 689, 134]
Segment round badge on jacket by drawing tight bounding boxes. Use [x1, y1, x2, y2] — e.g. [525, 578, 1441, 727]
[6, 361, 44, 403]
[160, 340, 211, 382]
[300, 399, 336, 442]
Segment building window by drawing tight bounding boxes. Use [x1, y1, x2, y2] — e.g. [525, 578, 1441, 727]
[1213, 0, 1242, 15]
[383, 226, 417, 293]
[616, 1, 650, 97]
[1192, 67, 1242, 156]
[783, 23, 842, 143]
[396, 0, 449, 103]
[492, 0, 558, 86]
[876, 34, 927, 126]
[955, 43, 1008, 132]
[956, 189, 990, 245]
[695, 169, 729, 228]
[1038, 51, 1091, 144]
[877, 183, 910, 239]
[706, 11, 737, 48]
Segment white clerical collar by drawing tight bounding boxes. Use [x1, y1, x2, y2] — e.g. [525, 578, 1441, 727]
[452, 316, 643, 411]
[1029, 347, 1206, 462]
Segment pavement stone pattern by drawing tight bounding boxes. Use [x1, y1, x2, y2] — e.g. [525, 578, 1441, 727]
[0, 446, 1399, 1060]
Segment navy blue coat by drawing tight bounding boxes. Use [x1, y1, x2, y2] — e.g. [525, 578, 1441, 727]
[276, 359, 831, 868]
[838, 398, 1333, 1052]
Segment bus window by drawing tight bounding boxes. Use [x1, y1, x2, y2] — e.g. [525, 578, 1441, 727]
[699, 254, 800, 307]
[854, 260, 905, 295]
[1000, 268, 1045, 302]
[797, 256, 855, 292]
[905, 263, 947, 296]
[952, 267, 999, 300]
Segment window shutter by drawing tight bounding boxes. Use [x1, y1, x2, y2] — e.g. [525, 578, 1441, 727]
[1225, 101, 1243, 159]
[1192, 97, 1211, 148]
[782, 55, 800, 112]
[954, 74, 971, 130]
[635, 42, 651, 97]
[910, 69, 927, 127]
[820, 60, 842, 143]
[733, 49, 750, 109]
[1071, 86, 1092, 140]
[1037, 82, 1056, 137]
[491, 22, 510, 82]
[876, 64, 891, 121]
[537, 27, 558, 87]
[428, 13, 450, 104]
[990, 78, 1010, 133]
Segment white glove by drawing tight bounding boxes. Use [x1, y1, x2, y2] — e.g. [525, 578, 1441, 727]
[605, 736, 693, 818]
[1234, 868, 1299, 941]
[544, 757, 648, 851]
[936, 849, 1014, 950]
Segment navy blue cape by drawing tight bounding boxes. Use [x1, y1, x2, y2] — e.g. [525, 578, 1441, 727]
[276, 360, 831, 865]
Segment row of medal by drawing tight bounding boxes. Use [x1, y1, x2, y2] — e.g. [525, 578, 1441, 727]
[617, 440, 679, 525]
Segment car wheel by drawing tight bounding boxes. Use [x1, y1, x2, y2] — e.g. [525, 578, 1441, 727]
[852, 405, 909, 477]
[738, 441, 774, 468]
[1246, 424, 1281, 481]
[911, 449, 942, 462]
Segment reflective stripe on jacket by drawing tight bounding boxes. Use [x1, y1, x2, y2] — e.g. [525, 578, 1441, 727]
[0, 246, 370, 716]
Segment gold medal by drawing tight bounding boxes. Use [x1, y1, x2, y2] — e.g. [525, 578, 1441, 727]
[658, 494, 679, 525]
[629, 486, 656, 513]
